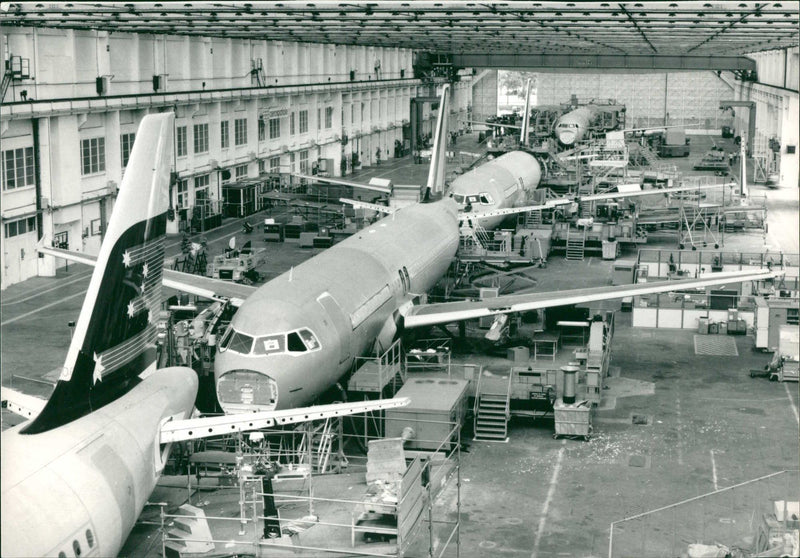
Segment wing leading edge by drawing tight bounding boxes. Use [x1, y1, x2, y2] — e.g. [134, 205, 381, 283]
[160, 397, 410, 443]
[36, 246, 257, 306]
[402, 269, 780, 329]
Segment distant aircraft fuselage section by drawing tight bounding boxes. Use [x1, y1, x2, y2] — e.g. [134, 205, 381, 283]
[448, 150, 542, 230]
[214, 199, 460, 413]
[554, 106, 597, 146]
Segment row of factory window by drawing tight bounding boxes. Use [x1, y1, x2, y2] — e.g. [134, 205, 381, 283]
[0, 110, 330, 187]
[3, 216, 37, 239]
[2, 95, 396, 188]
[177, 108, 334, 157]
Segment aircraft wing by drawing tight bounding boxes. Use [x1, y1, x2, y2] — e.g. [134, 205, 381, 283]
[291, 173, 392, 194]
[160, 397, 409, 443]
[1, 386, 47, 421]
[339, 198, 395, 214]
[579, 182, 733, 203]
[37, 246, 257, 306]
[402, 269, 778, 329]
[461, 182, 734, 221]
[622, 124, 697, 133]
[467, 120, 522, 130]
[163, 270, 257, 307]
[460, 199, 573, 221]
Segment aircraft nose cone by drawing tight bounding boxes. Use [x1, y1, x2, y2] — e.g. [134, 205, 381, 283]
[216, 368, 278, 413]
[559, 130, 576, 145]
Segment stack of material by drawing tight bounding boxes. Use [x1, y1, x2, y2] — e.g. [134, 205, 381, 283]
[351, 438, 409, 546]
[366, 438, 406, 483]
[364, 439, 404, 513]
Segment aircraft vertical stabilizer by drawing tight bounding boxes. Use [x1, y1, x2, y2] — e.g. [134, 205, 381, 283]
[23, 113, 175, 434]
[519, 78, 532, 147]
[425, 83, 451, 198]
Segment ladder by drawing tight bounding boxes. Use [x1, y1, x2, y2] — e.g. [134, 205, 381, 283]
[524, 210, 542, 227]
[565, 228, 585, 261]
[1, 71, 12, 103]
[637, 144, 661, 167]
[473, 370, 513, 442]
[163, 504, 214, 557]
[297, 418, 340, 474]
[459, 221, 492, 250]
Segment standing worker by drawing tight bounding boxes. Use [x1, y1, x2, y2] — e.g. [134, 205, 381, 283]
[375, 147, 381, 166]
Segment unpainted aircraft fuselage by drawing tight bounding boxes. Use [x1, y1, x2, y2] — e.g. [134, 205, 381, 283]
[447, 150, 542, 230]
[1, 367, 197, 557]
[214, 199, 460, 413]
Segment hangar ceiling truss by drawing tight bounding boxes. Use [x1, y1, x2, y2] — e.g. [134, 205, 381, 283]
[0, 2, 797, 58]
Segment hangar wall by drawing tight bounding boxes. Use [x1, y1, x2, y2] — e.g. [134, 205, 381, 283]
[471, 69, 499, 124]
[0, 28, 458, 290]
[535, 71, 735, 129]
[732, 47, 799, 189]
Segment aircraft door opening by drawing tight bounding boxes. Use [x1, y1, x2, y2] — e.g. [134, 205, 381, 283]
[317, 293, 352, 364]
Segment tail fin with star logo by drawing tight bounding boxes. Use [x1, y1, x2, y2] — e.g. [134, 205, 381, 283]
[23, 112, 175, 434]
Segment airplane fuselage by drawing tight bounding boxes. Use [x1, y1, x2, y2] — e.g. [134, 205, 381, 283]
[554, 106, 597, 146]
[1, 367, 197, 557]
[448, 150, 542, 229]
[214, 199, 460, 413]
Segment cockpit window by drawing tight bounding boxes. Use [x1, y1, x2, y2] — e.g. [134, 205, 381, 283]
[226, 330, 254, 355]
[298, 329, 319, 350]
[558, 123, 578, 129]
[241, 329, 321, 356]
[287, 332, 306, 352]
[253, 334, 285, 355]
[219, 326, 233, 351]
[466, 195, 480, 204]
[479, 193, 494, 205]
[453, 194, 465, 204]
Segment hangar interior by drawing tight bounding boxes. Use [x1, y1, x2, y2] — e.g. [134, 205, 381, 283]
[1, 3, 799, 558]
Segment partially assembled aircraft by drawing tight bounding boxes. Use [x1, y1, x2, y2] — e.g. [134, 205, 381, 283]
[446, 78, 541, 229]
[554, 103, 690, 146]
[1, 113, 408, 558]
[300, 79, 543, 230]
[37, 88, 778, 422]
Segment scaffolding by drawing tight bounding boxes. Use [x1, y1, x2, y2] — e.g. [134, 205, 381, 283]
[157, 415, 463, 558]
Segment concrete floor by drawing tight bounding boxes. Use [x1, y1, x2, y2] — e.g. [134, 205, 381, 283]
[2, 134, 798, 556]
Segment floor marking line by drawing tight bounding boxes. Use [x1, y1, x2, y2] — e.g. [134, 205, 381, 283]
[1, 271, 93, 306]
[676, 396, 684, 466]
[697, 397, 788, 402]
[784, 382, 799, 425]
[710, 450, 718, 491]
[1, 291, 84, 326]
[532, 445, 564, 558]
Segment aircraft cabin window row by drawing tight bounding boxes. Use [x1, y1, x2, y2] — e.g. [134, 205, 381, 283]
[56, 528, 94, 558]
[219, 327, 320, 356]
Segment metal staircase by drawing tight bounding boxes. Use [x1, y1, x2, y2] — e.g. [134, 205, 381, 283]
[565, 228, 586, 261]
[473, 370, 513, 442]
[459, 221, 492, 250]
[163, 504, 215, 557]
[523, 210, 542, 227]
[638, 144, 661, 167]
